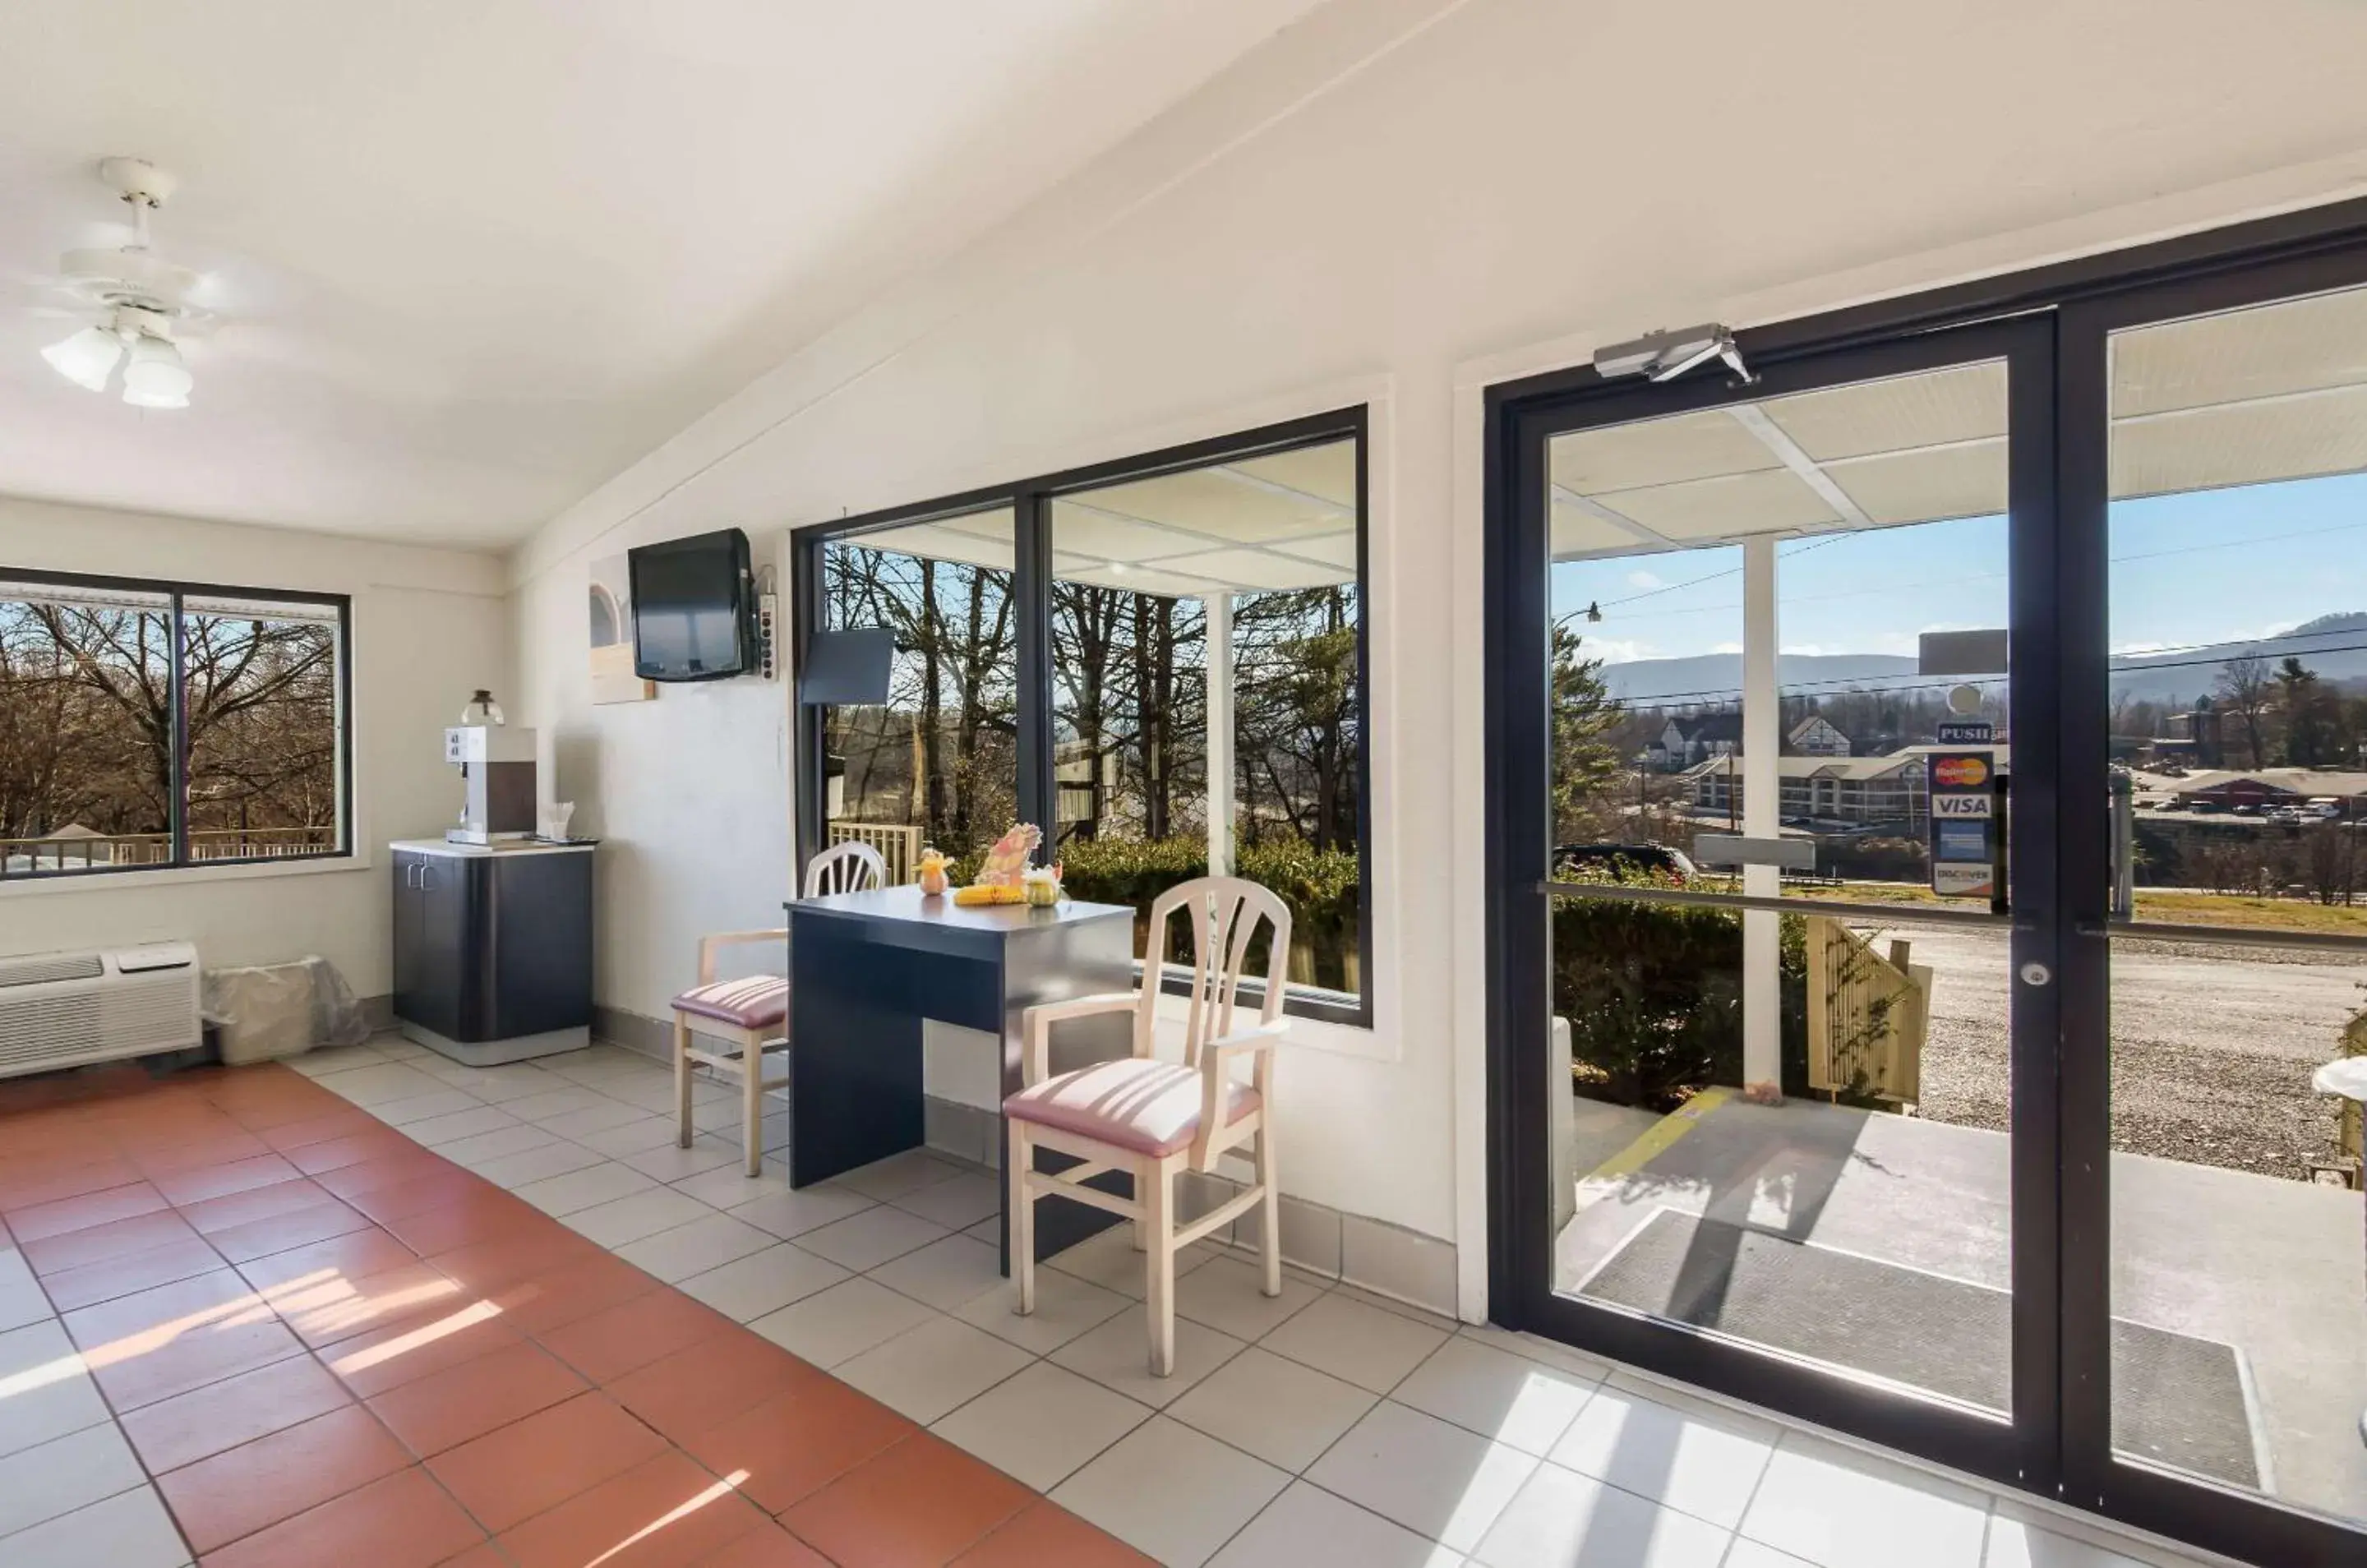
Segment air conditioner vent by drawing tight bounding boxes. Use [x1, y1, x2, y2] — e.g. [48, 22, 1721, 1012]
[0, 943, 200, 1077]
[0, 952, 104, 989]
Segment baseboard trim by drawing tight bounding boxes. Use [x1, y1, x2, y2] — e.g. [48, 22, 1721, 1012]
[588, 1001, 1462, 1317]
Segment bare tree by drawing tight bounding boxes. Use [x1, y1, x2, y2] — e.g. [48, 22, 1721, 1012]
[2213, 656, 2272, 768]
[1, 594, 338, 865]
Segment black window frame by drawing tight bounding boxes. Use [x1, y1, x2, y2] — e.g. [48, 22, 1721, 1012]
[0, 567, 354, 883]
[791, 405, 1374, 1029]
[1483, 195, 2367, 1568]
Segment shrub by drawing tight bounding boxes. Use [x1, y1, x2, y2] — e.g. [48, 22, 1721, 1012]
[1031, 834, 1363, 994]
[1551, 881, 1806, 1110]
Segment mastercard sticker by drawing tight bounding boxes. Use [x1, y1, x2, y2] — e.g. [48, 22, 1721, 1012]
[1931, 755, 1990, 789]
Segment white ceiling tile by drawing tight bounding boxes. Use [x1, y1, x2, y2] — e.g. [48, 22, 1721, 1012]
[1070, 467, 1348, 545]
[2111, 385, 2367, 499]
[1596, 468, 1839, 540]
[2112, 282, 2367, 419]
[1825, 437, 2006, 525]
[1051, 500, 1203, 561]
[1151, 548, 1354, 590]
[1549, 504, 1654, 560]
[1759, 361, 2007, 461]
[1550, 409, 1777, 496]
[1268, 531, 1359, 570]
[1054, 563, 1229, 597]
[837, 522, 1015, 570]
[1221, 440, 1359, 509]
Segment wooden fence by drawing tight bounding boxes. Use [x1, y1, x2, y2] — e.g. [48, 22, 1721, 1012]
[0, 827, 337, 879]
[826, 821, 924, 885]
[1804, 916, 1933, 1104]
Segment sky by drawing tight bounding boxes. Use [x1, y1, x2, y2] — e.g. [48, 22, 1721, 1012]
[1548, 468, 2367, 669]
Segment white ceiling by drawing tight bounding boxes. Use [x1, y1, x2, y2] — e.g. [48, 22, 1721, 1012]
[1549, 284, 2367, 560]
[846, 436, 1359, 594]
[1548, 362, 2010, 558]
[0, 2, 1325, 548]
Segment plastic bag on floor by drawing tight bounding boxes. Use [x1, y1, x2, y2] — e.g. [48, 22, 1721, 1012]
[204, 955, 371, 1065]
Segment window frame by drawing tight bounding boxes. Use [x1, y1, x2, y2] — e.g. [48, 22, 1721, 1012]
[1483, 195, 2367, 1568]
[0, 566, 354, 883]
[791, 405, 1373, 1029]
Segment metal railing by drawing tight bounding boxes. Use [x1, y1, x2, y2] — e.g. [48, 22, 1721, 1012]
[0, 826, 338, 879]
[826, 821, 924, 885]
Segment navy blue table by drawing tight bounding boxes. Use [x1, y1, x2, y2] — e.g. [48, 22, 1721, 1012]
[783, 885, 1138, 1270]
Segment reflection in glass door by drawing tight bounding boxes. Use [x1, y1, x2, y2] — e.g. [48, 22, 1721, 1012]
[1539, 353, 2037, 1422]
[2102, 284, 2367, 1529]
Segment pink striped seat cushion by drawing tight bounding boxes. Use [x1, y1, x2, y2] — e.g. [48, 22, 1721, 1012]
[1004, 1058, 1260, 1158]
[671, 975, 789, 1030]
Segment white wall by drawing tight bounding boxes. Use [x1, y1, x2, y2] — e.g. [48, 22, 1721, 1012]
[0, 495, 510, 998]
[508, 0, 2367, 1303]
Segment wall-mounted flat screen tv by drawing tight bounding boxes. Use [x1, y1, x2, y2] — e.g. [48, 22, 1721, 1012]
[629, 528, 758, 681]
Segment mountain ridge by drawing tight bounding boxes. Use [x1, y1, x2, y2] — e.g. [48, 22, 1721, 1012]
[1589, 612, 2367, 707]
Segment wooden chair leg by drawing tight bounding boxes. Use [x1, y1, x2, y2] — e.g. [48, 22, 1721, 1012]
[671, 1014, 694, 1149]
[1257, 1127, 1281, 1298]
[1009, 1121, 1035, 1315]
[1146, 1155, 1175, 1377]
[741, 1032, 764, 1178]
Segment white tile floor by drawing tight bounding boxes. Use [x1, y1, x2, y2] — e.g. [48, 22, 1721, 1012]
[0, 1035, 2239, 1568]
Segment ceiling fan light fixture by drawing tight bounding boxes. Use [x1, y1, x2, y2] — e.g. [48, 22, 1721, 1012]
[41, 325, 124, 392]
[37, 159, 206, 410]
[121, 334, 192, 408]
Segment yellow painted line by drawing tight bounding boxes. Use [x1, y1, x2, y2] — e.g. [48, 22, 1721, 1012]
[1580, 1086, 1733, 1185]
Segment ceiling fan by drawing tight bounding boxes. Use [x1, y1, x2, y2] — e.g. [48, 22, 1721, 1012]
[37, 157, 210, 410]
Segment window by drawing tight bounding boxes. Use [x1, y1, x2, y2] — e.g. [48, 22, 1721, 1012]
[797, 410, 1370, 1023]
[0, 571, 350, 880]
[819, 509, 1020, 874]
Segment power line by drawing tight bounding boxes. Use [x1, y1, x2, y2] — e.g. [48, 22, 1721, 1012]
[1566, 514, 2367, 626]
[1561, 533, 1849, 617]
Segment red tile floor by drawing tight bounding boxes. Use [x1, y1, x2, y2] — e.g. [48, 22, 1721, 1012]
[0, 1059, 1151, 1566]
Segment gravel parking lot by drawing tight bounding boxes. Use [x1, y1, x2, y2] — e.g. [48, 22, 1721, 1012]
[1887, 925, 2367, 1178]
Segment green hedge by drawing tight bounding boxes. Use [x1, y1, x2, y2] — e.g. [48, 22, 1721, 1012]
[955, 834, 1362, 994]
[1552, 879, 1807, 1110]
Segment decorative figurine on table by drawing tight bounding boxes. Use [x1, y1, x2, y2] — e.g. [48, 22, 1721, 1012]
[1023, 864, 1064, 907]
[916, 845, 951, 897]
[953, 823, 1041, 906]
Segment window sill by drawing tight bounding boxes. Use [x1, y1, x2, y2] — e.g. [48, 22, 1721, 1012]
[1151, 966, 1363, 1021]
[0, 853, 365, 900]
[1148, 966, 1386, 1057]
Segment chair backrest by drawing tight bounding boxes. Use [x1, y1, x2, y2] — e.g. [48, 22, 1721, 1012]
[804, 840, 886, 897]
[1138, 876, 1293, 1066]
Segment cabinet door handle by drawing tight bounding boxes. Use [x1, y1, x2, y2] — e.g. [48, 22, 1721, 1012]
[418, 865, 434, 892]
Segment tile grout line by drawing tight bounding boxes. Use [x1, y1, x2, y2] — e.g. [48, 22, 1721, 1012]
[315, 1048, 1130, 1563]
[12, 1197, 201, 1566]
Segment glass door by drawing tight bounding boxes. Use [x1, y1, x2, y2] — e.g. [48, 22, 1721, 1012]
[1492, 317, 2061, 1487]
[2063, 270, 2367, 1553]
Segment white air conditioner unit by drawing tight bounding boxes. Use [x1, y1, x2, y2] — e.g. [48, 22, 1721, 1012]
[0, 943, 202, 1080]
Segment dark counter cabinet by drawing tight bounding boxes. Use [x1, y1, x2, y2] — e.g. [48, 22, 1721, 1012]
[391, 839, 594, 1065]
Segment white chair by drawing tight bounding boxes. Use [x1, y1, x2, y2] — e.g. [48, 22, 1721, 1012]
[805, 839, 889, 897]
[1005, 876, 1290, 1374]
[669, 841, 887, 1174]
